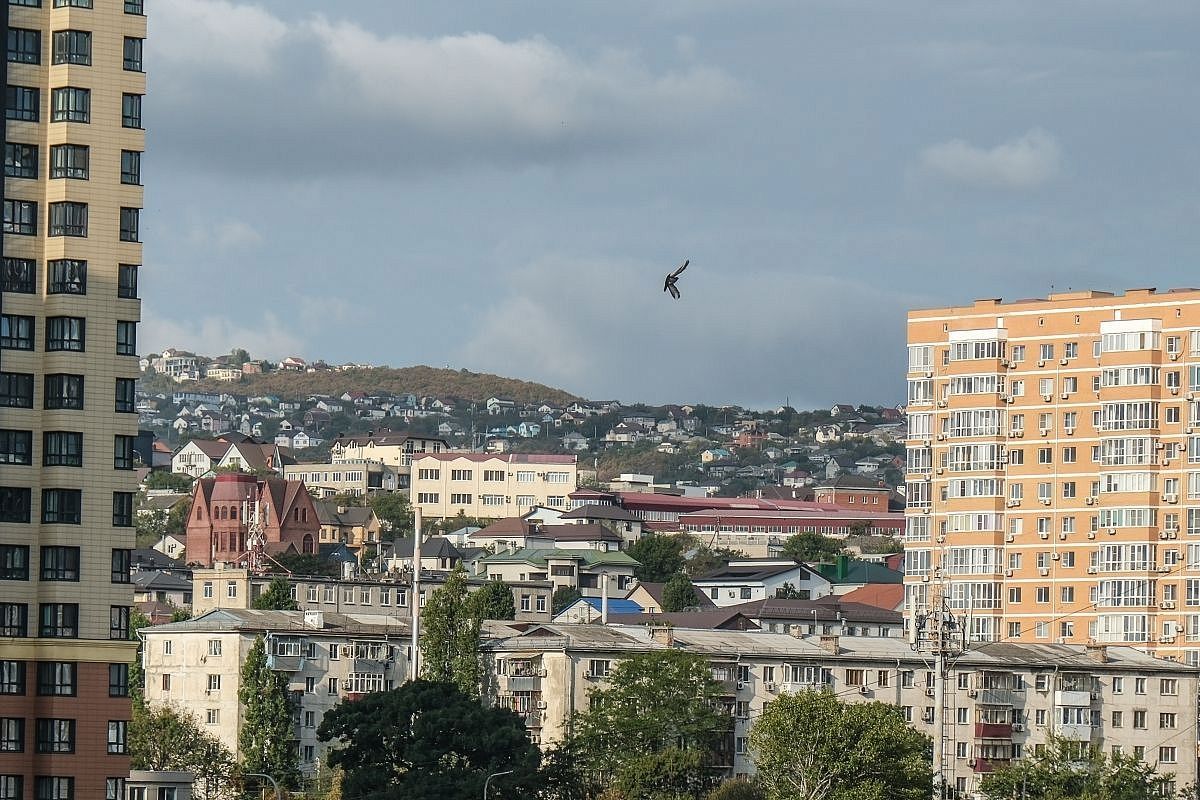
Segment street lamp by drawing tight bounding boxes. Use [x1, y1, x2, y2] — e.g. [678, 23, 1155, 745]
[483, 769, 513, 799]
[244, 773, 280, 800]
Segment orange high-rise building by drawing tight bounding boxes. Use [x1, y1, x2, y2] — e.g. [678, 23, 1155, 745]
[906, 288, 1200, 663]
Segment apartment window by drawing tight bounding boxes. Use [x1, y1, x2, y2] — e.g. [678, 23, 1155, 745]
[106, 780, 124, 800]
[226, 582, 237, 598]
[48, 260, 86, 294]
[48, 202, 87, 237]
[50, 88, 89, 123]
[1160, 712, 1177, 729]
[108, 664, 129, 697]
[1, 546, 29, 580]
[1133, 710, 1147, 729]
[0, 316, 33, 351]
[116, 379, 136, 414]
[450, 469, 473, 481]
[39, 603, 77, 638]
[37, 663, 75, 696]
[111, 549, 131, 583]
[0, 604, 28, 637]
[1160, 746, 1177, 764]
[108, 607, 130, 641]
[1161, 678, 1178, 695]
[52, 30, 90, 66]
[46, 317, 85, 351]
[123, 37, 143, 71]
[44, 374, 84, 409]
[54, 0, 94, 6]
[116, 321, 137, 356]
[106, 721, 127, 754]
[120, 150, 141, 184]
[117, 264, 139, 298]
[6, 86, 38, 125]
[111, 435, 135, 471]
[43, 432, 83, 467]
[1135, 677, 1147, 694]
[49, 145, 88, 180]
[3, 200, 36, 235]
[125, 0, 143, 13]
[35, 777, 72, 800]
[36, 719, 74, 753]
[483, 469, 504, 481]
[450, 493, 472, 505]
[5, 143, 37, 179]
[1112, 710, 1123, 728]
[206, 709, 220, 725]
[1036, 587, 1049, 603]
[416, 493, 439, 504]
[40, 547, 79, 580]
[41, 490, 81, 525]
[121, 93, 142, 128]
[327, 677, 337, 695]
[3, 259, 35, 293]
[7, 29, 40, 64]
[0, 718, 24, 752]
[119, 207, 139, 241]
[0, 431, 32, 465]
[1, 661, 26, 694]
[0, 489, 31, 523]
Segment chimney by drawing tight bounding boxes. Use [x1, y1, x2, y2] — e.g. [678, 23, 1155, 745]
[650, 625, 674, 647]
[1085, 641, 1108, 664]
[303, 610, 324, 629]
[819, 634, 840, 655]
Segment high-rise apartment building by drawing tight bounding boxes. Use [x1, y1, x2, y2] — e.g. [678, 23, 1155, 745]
[905, 289, 1200, 663]
[1, 2, 145, 798]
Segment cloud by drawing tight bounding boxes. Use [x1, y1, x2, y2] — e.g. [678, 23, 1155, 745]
[141, 310, 304, 362]
[919, 128, 1061, 189]
[146, 1, 737, 178]
[456, 256, 920, 408]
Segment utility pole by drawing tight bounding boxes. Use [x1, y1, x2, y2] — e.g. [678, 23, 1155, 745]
[910, 589, 970, 800]
[411, 506, 423, 680]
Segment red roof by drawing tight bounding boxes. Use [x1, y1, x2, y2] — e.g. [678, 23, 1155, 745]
[838, 583, 905, 611]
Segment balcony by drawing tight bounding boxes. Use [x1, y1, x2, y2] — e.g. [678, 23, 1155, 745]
[353, 658, 388, 673]
[523, 711, 544, 729]
[1054, 690, 1094, 707]
[1053, 722, 1095, 741]
[506, 675, 542, 692]
[974, 722, 1013, 739]
[971, 758, 1009, 774]
[978, 688, 1014, 706]
[268, 654, 304, 672]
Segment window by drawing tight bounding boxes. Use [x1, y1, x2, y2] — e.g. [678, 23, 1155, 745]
[1135, 676, 1147, 694]
[588, 659, 611, 678]
[48, 202, 87, 237]
[0, 315, 33, 350]
[52, 30, 90, 65]
[1160, 678, 1178, 695]
[449, 493, 472, 505]
[120, 150, 141, 184]
[6, 86, 38, 122]
[111, 549, 131, 583]
[44, 374, 84, 409]
[42, 489, 82, 525]
[0, 431, 32, 465]
[40, 547, 79, 580]
[327, 677, 337, 695]
[0, 718, 24, 752]
[416, 493, 439, 504]
[0, 604, 28, 637]
[46, 317, 85, 351]
[483, 469, 504, 481]
[206, 709, 220, 725]
[3, 200, 36, 235]
[1133, 709, 1147, 729]
[37, 663, 75, 696]
[116, 379, 136, 413]
[50, 87, 89, 123]
[125, 0, 143, 13]
[114, 436, 135, 470]
[35, 777, 73, 800]
[0, 489, 31, 523]
[0, 661, 26, 694]
[109, 663, 128, 697]
[119, 207, 139, 241]
[123, 37, 143, 71]
[8, 29, 40, 64]
[55, 0, 94, 7]
[49, 145, 88, 180]
[36, 719, 74, 753]
[116, 321, 136, 356]
[106, 721, 127, 754]
[43, 432, 83, 467]
[117, 264, 138, 298]
[0, 546, 29, 580]
[48, 260, 86, 294]
[1160, 746, 1177, 764]
[450, 469, 473, 480]
[38, 602, 77, 639]
[121, 93, 142, 128]
[5, 143, 37, 178]
[2, 259, 35, 293]
[106, 780, 124, 800]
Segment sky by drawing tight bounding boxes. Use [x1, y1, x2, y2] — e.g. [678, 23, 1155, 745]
[141, 0, 1200, 409]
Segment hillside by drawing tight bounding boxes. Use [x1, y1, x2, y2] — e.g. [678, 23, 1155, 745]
[175, 365, 581, 406]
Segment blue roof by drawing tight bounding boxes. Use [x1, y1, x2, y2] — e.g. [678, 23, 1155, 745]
[579, 598, 643, 614]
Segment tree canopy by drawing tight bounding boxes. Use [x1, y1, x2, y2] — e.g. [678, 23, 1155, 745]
[239, 636, 301, 788]
[419, 567, 482, 695]
[130, 702, 236, 796]
[552, 586, 582, 616]
[779, 531, 844, 563]
[978, 736, 1177, 800]
[368, 492, 413, 534]
[662, 572, 698, 612]
[627, 534, 687, 582]
[749, 690, 931, 800]
[251, 576, 299, 610]
[468, 579, 517, 621]
[317, 680, 543, 800]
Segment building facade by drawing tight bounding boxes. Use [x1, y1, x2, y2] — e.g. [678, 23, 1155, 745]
[411, 453, 578, 520]
[906, 289, 1200, 659]
[184, 473, 320, 567]
[327, 432, 448, 490]
[0, 2, 146, 796]
[283, 460, 400, 497]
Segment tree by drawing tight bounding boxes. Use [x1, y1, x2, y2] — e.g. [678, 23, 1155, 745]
[128, 608, 152, 708]
[706, 779, 764, 800]
[468, 579, 516, 621]
[613, 747, 708, 800]
[627, 534, 686, 582]
[575, 650, 731, 794]
[368, 492, 413, 535]
[252, 576, 299, 610]
[779, 531, 844, 563]
[662, 573, 697, 612]
[419, 567, 482, 696]
[979, 735, 1176, 800]
[239, 636, 301, 788]
[552, 586, 582, 616]
[130, 702, 237, 797]
[143, 471, 195, 492]
[749, 690, 931, 800]
[318, 680, 542, 800]
[683, 544, 741, 578]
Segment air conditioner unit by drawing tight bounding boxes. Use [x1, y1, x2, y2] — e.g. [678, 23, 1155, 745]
[924, 371, 934, 379]
[1042, 394, 1052, 402]
[925, 687, 936, 697]
[936, 535, 946, 544]
[1061, 392, 1070, 401]
[1164, 494, 1178, 504]
[1058, 533, 1067, 541]
[1051, 552, 1061, 560]
[1039, 427, 1050, 436]
[1039, 532, 1049, 540]
[737, 681, 748, 690]
[1108, 528, 1118, 535]
[765, 682, 778, 693]
[1015, 430, 1024, 438]
[1007, 499, 1020, 508]
[1012, 723, 1024, 732]
[1170, 352, 1181, 361]
[1161, 634, 1176, 643]
[967, 689, 978, 698]
[1163, 600, 1177, 610]
[1005, 569, 1014, 577]
[536, 700, 548, 709]
[1159, 532, 1169, 541]
[1039, 567, 1050, 576]
[1087, 532, 1096, 540]
[1060, 358, 1069, 366]
[936, 434, 946, 441]
[1085, 496, 1096, 505]
[1188, 392, 1196, 401]
[1040, 498, 1052, 506]
[1171, 387, 1180, 395]
[1158, 566, 1171, 574]
[999, 358, 1009, 367]
[968, 759, 977, 768]
[858, 685, 869, 695]
[1005, 534, 1015, 543]
[923, 507, 931, 514]
[1038, 360, 1046, 368]
[936, 467, 944, 475]
[921, 574, 930, 583]
[1006, 396, 1015, 404]
[1157, 441, 1167, 450]
[1087, 566, 1098, 574]
[921, 438, 932, 447]
[1064, 426, 1075, 435]
[937, 400, 947, 408]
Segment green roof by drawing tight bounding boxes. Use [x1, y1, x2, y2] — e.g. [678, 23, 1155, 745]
[479, 547, 640, 569]
[813, 557, 903, 585]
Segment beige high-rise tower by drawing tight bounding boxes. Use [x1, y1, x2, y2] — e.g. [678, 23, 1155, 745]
[0, 1, 145, 797]
[906, 288, 1200, 665]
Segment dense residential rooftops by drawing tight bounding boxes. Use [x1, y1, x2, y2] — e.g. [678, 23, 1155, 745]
[479, 547, 639, 568]
[146, 608, 412, 636]
[313, 502, 376, 528]
[694, 560, 816, 583]
[724, 597, 902, 625]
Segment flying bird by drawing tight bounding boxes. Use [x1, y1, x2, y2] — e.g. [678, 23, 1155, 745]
[663, 259, 688, 299]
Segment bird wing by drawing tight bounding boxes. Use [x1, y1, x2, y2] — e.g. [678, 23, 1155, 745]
[671, 259, 689, 278]
[668, 284, 681, 299]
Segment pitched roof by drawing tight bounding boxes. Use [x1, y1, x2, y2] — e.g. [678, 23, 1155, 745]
[389, 536, 460, 560]
[479, 547, 639, 568]
[573, 598, 643, 615]
[812, 558, 904, 585]
[837, 583, 905, 611]
[629, 581, 715, 609]
[694, 561, 813, 584]
[726, 597, 902, 625]
[559, 504, 639, 522]
[314, 501, 376, 528]
[604, 610, 760, 631]
[816, 474, 890, 491]
[531, 524, 622, 543]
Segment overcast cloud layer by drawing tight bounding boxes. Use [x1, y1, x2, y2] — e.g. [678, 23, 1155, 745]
[142, 0, 1200, 408]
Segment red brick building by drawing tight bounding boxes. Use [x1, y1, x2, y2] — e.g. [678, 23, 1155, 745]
[811, 475, 893, 508]
[185, 473, 320, 566]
